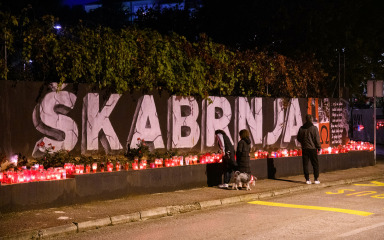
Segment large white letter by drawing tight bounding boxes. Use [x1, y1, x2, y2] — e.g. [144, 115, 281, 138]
[264, 98, 285, 146]
[281, 98, 303, 147]
[82, 93, 122, 153]
[235, 97, 262, 146]
[32, 89, 78, 157]
[127, 95, 165, 150]
[202, 96, 233, 149]
[167, 96, 200, 149]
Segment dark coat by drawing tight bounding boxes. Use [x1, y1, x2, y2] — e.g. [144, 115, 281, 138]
[236, 137, 251, 174]
[215, 130, 236, 170]
[297, 122, 321, 150]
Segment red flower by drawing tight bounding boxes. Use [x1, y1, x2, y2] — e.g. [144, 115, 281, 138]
[38, 141, 45, 147]
[137, 138, 141, 141]
[52, 146, 55, 150]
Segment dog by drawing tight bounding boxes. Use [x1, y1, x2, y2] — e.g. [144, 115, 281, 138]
[232, 171, 257, 190]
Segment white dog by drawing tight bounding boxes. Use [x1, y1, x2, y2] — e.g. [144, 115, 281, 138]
[232, 171, 257, 190]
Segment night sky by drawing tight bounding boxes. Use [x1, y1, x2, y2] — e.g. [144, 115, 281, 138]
[63, 0, 95, 7]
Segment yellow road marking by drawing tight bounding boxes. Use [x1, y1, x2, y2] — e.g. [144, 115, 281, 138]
[354, 181, 384, 187]
[249, 201, 373, 216]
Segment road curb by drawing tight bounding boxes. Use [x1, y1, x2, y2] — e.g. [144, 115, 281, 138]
[272, 188, 292, 196]
[166, 203, 201, 215]
[39, 223, 78, 238]
[221, 196, 241, 205]
[75, 217, 112, 232]
[239, 193, 260, 202]
[4, 175, 383, 239]
[140, 207, 168, 221]
[111, 212, 141, 225]
[198, 199, 222, 209]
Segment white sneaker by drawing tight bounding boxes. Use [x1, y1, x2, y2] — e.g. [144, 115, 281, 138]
[218, 183, 229, 188]
[306, 180, 312, 185]
[314, 180, 320, 184]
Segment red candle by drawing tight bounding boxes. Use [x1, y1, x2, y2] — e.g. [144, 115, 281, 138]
[202, 156, 207, 164]
[166, 158, 170, 167]
[107, 162, 113, 172]
[132, 162, 138, 170]
[17, 172, 24, 183]
[85, 164, 91, 173]
[55, 171, 61, 180]
[6, 172, 13, 184]
[40, 171, 47, 181]
[35, 171, 40, 181]
[92, 163, 97, 173]
[193, 155, 198, 164]
[211, 154, 215, 163]
[46, 170, 52, 180]
[116, 162, 120, 171]
[124, 162, 129, 170]
[24, 170, 31, 182]
[61, 169, 66, 179]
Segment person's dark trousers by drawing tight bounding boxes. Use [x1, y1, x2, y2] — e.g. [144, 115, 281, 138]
[302, 149, 319, 181]
[224, 170, 232, 184]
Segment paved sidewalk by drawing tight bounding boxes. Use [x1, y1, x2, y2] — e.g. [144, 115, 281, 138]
[1, 160, 384, 239]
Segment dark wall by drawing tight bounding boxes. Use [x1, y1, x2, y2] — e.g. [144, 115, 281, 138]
[0, 81, 349, 158]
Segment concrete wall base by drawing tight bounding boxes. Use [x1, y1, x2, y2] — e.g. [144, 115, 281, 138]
[0, 151, 374, 212]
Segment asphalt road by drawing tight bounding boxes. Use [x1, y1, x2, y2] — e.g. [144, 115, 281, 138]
[51, 178, 384, 240]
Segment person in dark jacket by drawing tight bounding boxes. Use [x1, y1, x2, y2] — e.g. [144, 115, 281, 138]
[215, 129, 236, 188]
[236, 129, 252, 175]
[297, 114, 321, 184]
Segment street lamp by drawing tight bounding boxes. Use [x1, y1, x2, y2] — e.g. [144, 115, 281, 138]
[54, 24, 62, 30]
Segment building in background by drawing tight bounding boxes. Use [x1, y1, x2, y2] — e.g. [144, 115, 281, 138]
[84, 0, 202, 22]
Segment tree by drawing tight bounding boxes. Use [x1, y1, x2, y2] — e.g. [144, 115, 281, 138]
[0, 11, 18, 80]
[20, 16, 326, 98]
[198, 0, 384, 99]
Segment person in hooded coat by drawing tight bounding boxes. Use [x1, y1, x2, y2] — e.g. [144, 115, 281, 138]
[236, 129, 252, 176]
[297, 114, 321, 184]
[215, 129, 236, 188]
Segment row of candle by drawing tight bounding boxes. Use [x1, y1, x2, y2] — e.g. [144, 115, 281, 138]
[0, 154, 221, 185]
[0, 167, 66, 184]
[254, 141, 374, 159]
[0, 141, 372, 185]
